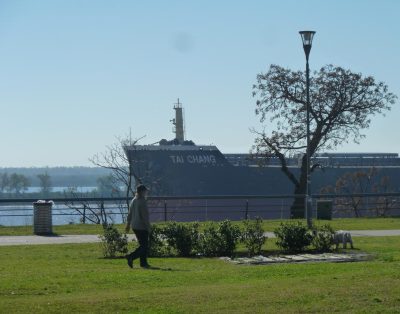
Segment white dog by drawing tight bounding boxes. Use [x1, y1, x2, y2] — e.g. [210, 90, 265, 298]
[332, 230, 354, 249]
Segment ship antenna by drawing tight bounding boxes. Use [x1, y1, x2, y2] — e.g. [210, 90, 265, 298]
[173, 98, 185, 143]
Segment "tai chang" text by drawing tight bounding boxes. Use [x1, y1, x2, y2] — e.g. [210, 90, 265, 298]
[169, 155, 217, 165]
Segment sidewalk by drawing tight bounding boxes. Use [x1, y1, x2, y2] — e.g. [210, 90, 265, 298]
[0, 234, 136, 246]
[1, 230, 400, 246]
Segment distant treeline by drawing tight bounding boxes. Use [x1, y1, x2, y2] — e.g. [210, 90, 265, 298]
[0, 167, 112, 187]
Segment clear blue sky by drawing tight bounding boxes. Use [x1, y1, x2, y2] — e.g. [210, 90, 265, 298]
[0, 0, 399, 167]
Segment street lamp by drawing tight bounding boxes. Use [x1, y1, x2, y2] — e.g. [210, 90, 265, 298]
[299, 30, 316, 228]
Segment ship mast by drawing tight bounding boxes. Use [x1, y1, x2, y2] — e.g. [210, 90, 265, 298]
[173, 98, 185, 143]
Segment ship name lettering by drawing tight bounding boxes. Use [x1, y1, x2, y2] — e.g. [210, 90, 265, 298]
[169, 155, 185, 163]
[170, 154, 216, 165]
[187, 155, 216, 165]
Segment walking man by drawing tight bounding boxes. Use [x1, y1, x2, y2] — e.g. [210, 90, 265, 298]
[125, 184, 151, 268]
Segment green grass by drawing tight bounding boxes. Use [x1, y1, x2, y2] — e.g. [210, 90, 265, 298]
[0, 237, 400, 313]
[0, 223, 105, 236]
[1, 217, 399, 236]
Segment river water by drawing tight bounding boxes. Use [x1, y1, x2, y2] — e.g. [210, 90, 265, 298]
[0, 204, 127, 226]
[25, 186, 96, 193]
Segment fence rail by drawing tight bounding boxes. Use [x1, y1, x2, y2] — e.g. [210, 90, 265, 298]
[0, 193, 400, 226]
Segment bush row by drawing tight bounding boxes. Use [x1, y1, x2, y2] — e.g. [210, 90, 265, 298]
[149, 218, 266, 258]
[100, 218, 266, 258]
[99, 219, 337, 258]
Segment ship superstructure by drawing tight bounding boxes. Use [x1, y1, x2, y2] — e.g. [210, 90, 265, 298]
[172, 98, 185, 143]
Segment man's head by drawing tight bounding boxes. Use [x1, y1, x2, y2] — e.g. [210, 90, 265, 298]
[136, 184, 148, 197]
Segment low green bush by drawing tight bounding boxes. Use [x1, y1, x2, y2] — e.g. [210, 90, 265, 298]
[163, 221, 200, 257]
[312, 224, 335, 252]
[198, 222, 220, 257]
[274, 221, 313, 253]
[217, 220, 241, 256]
[99, 223, 128, 258]
[148, 224, 172, 257]
[199, 220, 241, 257]
[241, 217, 267, 256]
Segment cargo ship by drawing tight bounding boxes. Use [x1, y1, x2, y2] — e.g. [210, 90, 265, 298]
[124, 100, 400, 196]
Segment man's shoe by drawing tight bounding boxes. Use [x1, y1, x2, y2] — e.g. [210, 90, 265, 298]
[141, 264, 151, 269]
[126, 255, 133, 268]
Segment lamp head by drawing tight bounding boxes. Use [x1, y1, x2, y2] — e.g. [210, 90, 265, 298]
[299, 31, 316, 60]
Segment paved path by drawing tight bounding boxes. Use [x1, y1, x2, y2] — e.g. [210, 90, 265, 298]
[344, 230, 400, 237]
[1, 230, 400, 246]
[0, 234, 136, 246]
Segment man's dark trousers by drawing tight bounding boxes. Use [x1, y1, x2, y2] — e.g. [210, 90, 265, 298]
[129, 229, 149, 267]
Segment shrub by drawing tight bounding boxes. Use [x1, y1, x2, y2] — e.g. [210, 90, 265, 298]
[148, 224, 172, 257]
[241, 217, 267, 256]
[312, 224, 335, 252]
[199, 220, 241, 257]
[217, 220, 241, 256]
[163, 221, 200, 257]
[99, 223, 128, 258]
[274, 221, 313, 253]
[198, 222, 221, 257]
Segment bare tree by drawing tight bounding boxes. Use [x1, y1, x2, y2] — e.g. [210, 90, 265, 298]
[252, 64, 397, 218]
[61, 133, 145, 224]
[89, 133, 145, 222]
[320, 168, 396, 217]
[372, 176, 396, 217]
[63, 187, 108, 224]
[334, 168, 378, 217]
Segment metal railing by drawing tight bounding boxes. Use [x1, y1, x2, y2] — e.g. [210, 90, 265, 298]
[0, 193, 399, 226]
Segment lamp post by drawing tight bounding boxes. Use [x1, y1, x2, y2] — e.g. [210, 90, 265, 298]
[299, 30, 316, 228]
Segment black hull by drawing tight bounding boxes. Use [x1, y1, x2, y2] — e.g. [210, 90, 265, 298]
[125, 145, 400, 196]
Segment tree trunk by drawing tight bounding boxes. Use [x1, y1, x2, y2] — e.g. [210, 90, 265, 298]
[291, 185, 306, 218]
[290, 157, 308, 218]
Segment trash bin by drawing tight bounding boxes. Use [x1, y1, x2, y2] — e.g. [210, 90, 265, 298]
[316, 200, 333, 220]
[33, 200, 53, 235]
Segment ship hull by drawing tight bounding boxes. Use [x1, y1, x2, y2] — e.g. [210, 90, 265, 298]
[125, 145, 400, 196]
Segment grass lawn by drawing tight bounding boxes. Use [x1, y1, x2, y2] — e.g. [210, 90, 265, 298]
[1, 217, 399, 236]
[0, 237, 400, 313]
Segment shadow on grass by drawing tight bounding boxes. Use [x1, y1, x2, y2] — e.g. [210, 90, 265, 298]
[123, 265, 188, 272]
[100, 256, 188, 271]
[141, 266, 185, 272]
